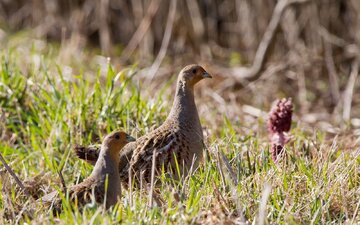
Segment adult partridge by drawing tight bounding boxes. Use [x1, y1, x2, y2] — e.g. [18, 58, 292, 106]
[41, 130, 135, 211]
[74, 64, 212, 185]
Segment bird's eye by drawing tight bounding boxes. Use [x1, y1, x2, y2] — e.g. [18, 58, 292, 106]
[114, 134, 120, 140]
[192, 68, 197, 74]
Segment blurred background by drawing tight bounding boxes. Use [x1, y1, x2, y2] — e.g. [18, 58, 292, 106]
[1, 2, 359, 223]
[0, 0, 359, 134]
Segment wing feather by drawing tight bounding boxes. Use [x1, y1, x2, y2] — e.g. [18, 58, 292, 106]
[129, 128, 181, 183]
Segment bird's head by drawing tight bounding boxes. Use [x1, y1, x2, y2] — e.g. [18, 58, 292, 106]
[178, 64, 212, 87]
[102, 130, 135, 158]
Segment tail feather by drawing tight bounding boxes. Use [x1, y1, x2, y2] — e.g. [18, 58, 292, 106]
[73, 145, 100, 165]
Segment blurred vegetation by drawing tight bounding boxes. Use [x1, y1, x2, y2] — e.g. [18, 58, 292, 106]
[1, 0, 359, 127]
[1, 0, 359, 57]
[0, 1, 360, 224]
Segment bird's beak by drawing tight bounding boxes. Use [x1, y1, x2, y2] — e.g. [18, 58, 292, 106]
[202, 71, 212, 79]
[126, 135, 136, 142]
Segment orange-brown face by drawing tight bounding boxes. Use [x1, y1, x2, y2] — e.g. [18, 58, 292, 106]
[103, 130, 135, 155]
[179, 64, 212, 86]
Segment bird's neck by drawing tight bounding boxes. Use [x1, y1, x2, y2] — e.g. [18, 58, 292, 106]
[167, 80, 199, 125]
[90, 147, 121, 208]
[91, 147, 120, 180]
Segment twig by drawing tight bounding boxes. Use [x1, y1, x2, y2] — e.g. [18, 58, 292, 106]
[121, 0, 161, 62]
[181, 154, 197, 195]
[224, 153, 245, 222]
[220, 151, 238, 186]
[343, 59, 359, 121]
[146, 0, 177, 80]
[318, 26, 348, 47]
[324, 40, 340, 105]
[0, 152, 30, 198]
[186, 0, 205, 38]
[57, 170, 67, 194]
[99, 0, 111, 55]
[246, 0, 290, 76]
[242, 104, 268, 118]
[215, 147, 227, 191]
[0, 152, 37, 175]
[297, 68, 309, 114]
[215, 0, 309, 82]
[212, 183, 231, 213]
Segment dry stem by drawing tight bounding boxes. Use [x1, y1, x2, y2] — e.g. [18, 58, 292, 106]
[215, 0, 309, 82]
[121, 0, 161, 62]
[0, 153, 30, 198]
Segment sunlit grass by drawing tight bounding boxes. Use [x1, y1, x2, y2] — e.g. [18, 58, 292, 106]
[0, 38, 359, 224]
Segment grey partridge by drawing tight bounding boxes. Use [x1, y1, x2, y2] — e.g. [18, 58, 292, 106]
[41, 130, 135, 211]
[74, 64, 212, 186]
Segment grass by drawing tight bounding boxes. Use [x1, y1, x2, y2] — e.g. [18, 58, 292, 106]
[0, 37, 359, 224]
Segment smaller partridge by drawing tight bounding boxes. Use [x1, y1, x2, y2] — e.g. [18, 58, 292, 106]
[41, 130, 135, 211]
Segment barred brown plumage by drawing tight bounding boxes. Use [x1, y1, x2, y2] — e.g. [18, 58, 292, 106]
[73, 64, 212, 187]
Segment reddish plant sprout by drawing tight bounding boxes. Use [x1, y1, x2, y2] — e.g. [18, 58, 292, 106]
[268, 98, 293, 162]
